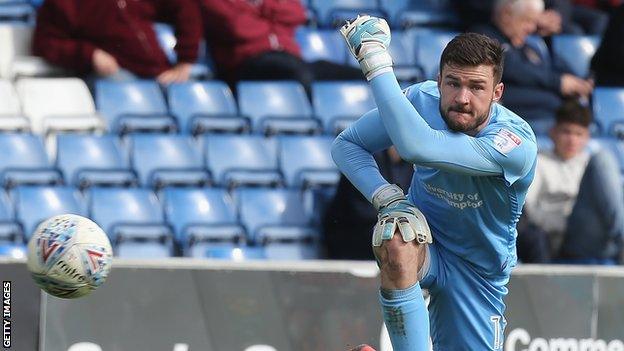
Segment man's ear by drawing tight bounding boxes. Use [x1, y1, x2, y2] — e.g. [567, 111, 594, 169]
[492, 82, 504, 102]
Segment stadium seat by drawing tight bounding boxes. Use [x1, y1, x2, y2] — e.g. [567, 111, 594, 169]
[309, 0, 383, 28]
[0, 243, 25, 258]
[0, 190, 21, 243]
[203, 134, 282, 188]
[279, 136, 339, 188]
[13, 186, 86, 239]
[167, 81, 249, 134]
[162, 187, 245, 254]
[0, 24, 65, 80]
[311, 81, 375, 133]
[153, 23, 211, 79]
[129, 134, 210, 188]
[593, 87, 624, 137]
[0, 3, 34, 24]
[0, 133, 62, 187]
[115, 240, 173, 258]
[552, 35, 600, 78]
[0, 79, 29, 131]
[95, 80, 176, 134]
[295, 28, 347, 64]
[236, 188, 319, 259]
[414, 30, 459, 80]
[380, 0, 459, 29]
[526, 118, 555, 136]
[15, 78, 105, 135]
[88, 187, 172, 243]
[55, 134, 136, 189]
[197, 245, 267, 260]
[237, 81, 321, 135]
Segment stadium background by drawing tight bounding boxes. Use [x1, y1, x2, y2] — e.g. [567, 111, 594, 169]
[0, 0, 623, 350]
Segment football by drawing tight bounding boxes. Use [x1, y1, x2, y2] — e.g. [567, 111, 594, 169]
[26, 214, 113, 299]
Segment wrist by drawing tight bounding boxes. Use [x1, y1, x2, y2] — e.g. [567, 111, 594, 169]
[372, 184, 405, 210]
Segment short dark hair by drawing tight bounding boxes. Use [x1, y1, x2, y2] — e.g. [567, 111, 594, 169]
[555, 99, 592, 127]
[439, 33, 505, 84]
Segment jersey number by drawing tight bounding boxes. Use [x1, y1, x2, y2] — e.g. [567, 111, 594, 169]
[490, 315, 502, 350]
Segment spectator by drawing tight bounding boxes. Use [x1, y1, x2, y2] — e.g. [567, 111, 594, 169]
[455, 0, 607, 35]
[591, 4, 624, 86]
[521, 100, 624, 264]
[199, 0, 363, 95]
[322, 147, 412, 260]
[32, 0, 202, 84]
[537, 0, 607, 37]
[472, 0, 594, 120]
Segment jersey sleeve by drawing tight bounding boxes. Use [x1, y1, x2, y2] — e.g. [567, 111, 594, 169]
[368, 73, 537, 186]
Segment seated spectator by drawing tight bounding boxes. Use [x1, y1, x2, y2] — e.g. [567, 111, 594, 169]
[537, 0, 607, 37]
[322, 147, 412, 260]
[32, 0, 202, 84]
[591, 4, 624, 86]
[471, 0, 594, 120]
[199, 0, 363, 95]
[520, 100, 624, 264]
[455, 0, 607, 35]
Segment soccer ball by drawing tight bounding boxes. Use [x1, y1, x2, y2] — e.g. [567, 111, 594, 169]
[26, 214, 113, 299]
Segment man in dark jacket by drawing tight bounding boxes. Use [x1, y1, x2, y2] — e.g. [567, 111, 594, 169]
[472, 0, 593, 120]
[591, 4, 624, 86]
[33, 0, 202, 84]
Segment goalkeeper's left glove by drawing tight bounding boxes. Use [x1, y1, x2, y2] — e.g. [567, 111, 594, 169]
[371, 184, 432, 247]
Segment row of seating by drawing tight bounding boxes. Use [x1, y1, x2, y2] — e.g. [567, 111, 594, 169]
[0, 133, 339, 189]
[0, 185, 325, 259]
[0, 78, 377, 135]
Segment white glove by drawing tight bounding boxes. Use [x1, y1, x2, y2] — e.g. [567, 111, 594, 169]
[372, 184, 432, 247]
[340, 15, 393, 81]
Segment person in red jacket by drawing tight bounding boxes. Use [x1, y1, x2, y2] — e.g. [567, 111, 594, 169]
[32, 0, 202, 84]
[200, 0, 362, 94]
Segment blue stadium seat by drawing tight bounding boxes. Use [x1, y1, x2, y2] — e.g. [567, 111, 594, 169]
[189, 244, 267, 260]
[115, 240, 173, 258]
[310, 0, 383, 28]
[552, 35, 600, 78]
[203, 134, 282, 188]
[237, 81, 320, 135]
[0, 190, 20, 243]
[415, 30, 459, 80]
[13, 186, 85, 239]
[0, 243, 25, 258]
[380, 0, 459, 29]
[95, 80, 176, 134]
[167, 81, 249, 134]
[162, 187, 245, 254]
[0, 3, 34, 24]
[88, 187, 172, 243]
[279, 136, 339, 188]
[236, 188, 318, 255]
[593, 87, 624, 137]
[526, 118, 555, 137]
[129, 134, 210, 188]
[0, 133, 62, 188]
[56, 134, 136, 189]
[295, 28, 347, 64]
[153, 23, 211, 79]
[312, 81, 375, 133]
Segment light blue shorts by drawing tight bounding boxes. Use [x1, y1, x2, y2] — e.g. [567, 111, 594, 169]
[420, 243, 510, 350]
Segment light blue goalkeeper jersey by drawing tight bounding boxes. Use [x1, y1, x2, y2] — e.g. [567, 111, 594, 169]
[332, 78, 537, 278]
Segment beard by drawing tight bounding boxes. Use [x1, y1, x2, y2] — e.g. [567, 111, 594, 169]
[439, 102, 492, 134]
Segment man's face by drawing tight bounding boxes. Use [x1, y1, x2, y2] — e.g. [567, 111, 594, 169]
[500, 5, 541, 46]
[437, 64, 504, 135]
[550, 122, 590, 160]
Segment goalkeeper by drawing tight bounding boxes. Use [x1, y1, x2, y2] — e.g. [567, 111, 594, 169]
[333, 16, 537, 350]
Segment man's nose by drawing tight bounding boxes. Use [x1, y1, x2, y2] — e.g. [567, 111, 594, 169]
[455, 88, 470, 104]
